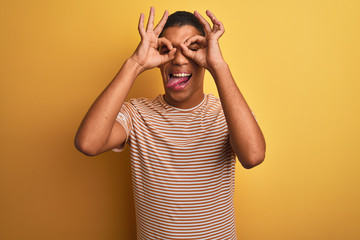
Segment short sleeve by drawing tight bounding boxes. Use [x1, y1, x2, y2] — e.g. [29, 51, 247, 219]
[112, 101, 136, 152]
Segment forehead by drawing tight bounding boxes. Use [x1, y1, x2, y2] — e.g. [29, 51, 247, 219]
[161, 25, 202, 45]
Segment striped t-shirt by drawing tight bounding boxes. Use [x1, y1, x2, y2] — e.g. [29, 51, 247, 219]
[113, 94, 237, 240]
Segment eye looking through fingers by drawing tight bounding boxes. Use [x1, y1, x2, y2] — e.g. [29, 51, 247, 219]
[159, 46, 170, 55]
[188, 42, 202, 52]
[159, 43, 201, 55]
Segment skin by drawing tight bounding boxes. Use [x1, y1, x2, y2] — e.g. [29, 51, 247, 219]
[74, 7, 266, 169]
[159, 25, 206, 109]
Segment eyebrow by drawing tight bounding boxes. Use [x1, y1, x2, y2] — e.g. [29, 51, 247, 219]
[184, 36, 202, 47]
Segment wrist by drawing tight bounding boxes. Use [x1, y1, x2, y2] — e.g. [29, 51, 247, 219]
[208, 60, 228, 76]
[126, 57, 146, 76]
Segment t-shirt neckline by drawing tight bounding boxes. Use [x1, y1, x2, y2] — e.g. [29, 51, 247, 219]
[159, 94, 207, 112]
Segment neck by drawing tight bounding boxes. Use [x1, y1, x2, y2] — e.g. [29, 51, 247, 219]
[163, 92, 205, 109]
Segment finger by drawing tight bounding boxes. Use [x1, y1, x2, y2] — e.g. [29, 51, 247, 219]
[194, 11, 212, 34]
[153, 10, 169, 36]
[179, 43, 196, 60]
[160, 48, 176, 64]
[146, 6, 155, 32]
[184, 35, 207, 48]
[206, 10, 222, 27]
[138, 13, 145, 37]
[158, 37, 173, 51]
[206, 10, 225, 38]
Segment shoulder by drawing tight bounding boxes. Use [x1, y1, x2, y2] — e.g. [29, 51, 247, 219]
[207, 93, 221, 103]
[125, 95, 165, 114]
[204, 93, 223, 110]
[127, 97, 151, 105]
[125, 96, 157, 108]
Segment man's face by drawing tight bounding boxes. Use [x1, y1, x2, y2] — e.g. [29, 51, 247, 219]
[159, 25, 205, 109]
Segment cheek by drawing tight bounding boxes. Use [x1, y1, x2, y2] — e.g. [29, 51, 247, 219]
[193, 68, 205, 79]
[160, 68, 168, 84]
[159, 67, 167, 77]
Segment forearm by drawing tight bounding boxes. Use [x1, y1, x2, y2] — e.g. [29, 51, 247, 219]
[209, 63, 266, 168]
[75, 58, 142, 153]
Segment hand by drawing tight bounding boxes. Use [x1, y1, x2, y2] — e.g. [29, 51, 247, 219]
[130, 7, 176, 73]
[180, 10, 226, 72]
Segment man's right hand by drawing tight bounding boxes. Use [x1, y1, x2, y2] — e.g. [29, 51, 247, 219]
[130, 7, 176, 73]
[75, 7, 175, 156]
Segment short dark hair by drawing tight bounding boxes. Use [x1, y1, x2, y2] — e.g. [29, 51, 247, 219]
[159, 11, 205, 37]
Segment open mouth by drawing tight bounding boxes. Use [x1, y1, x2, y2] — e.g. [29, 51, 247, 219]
[166, 73, 192, 90]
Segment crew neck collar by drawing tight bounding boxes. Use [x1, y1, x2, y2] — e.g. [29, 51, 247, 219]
[159, 94, 207, 112]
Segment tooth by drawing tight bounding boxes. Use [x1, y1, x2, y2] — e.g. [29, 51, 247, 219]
[172, 73, 191, 77]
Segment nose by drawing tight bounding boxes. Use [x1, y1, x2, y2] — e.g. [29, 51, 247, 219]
[172, 48, 188, 66]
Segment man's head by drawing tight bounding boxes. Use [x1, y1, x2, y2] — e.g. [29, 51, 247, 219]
[159, 11, 205, 38]
[158, 11, 206, 109]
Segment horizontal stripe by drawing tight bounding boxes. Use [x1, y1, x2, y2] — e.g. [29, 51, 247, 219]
[114, 94, 237, 239]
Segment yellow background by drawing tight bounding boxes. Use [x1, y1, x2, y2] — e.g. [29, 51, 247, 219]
[1, 0, 359, 239]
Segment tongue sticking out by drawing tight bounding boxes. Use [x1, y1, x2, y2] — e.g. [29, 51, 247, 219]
[166, 75, 191, 89]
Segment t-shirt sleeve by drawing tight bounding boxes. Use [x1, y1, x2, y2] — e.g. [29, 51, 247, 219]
[112, 101, 136, 152]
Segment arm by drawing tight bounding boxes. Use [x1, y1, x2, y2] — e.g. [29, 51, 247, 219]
[180, 10, 266, 168]
[74, 7, 176, 156]
[210, 62, 266, 169]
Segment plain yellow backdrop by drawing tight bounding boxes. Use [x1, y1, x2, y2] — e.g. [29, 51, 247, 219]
[1, 0, 359, 239]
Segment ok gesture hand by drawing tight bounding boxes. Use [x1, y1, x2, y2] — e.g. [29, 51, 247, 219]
[131, 7, 176, 73]
[180, 10, 226, 72]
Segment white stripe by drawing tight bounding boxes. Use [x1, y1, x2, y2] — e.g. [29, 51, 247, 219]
[114, 94, 237, 239]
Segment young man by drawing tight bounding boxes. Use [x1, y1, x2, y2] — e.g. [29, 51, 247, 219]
[75, 7, 266, 239]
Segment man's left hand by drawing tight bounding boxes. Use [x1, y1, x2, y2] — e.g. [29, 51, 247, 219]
[180, 10, 226, 72]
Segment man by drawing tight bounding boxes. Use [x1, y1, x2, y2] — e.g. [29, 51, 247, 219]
[75, 7, 266, 239]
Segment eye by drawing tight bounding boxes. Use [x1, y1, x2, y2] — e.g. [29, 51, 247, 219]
[187, 43, 201, 52]
[189, 48, 199, 52]
[159, 46, 169, 55]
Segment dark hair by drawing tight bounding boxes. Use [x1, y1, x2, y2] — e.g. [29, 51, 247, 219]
[159, 11, 205, 37]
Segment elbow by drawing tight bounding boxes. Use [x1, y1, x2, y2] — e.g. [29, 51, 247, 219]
[74, 136, 100, 157]
[238, 137, 266, 169]
[238, 151, 266, 169]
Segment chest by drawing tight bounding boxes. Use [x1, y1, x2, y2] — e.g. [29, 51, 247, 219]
[133, 109, 227, 141]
